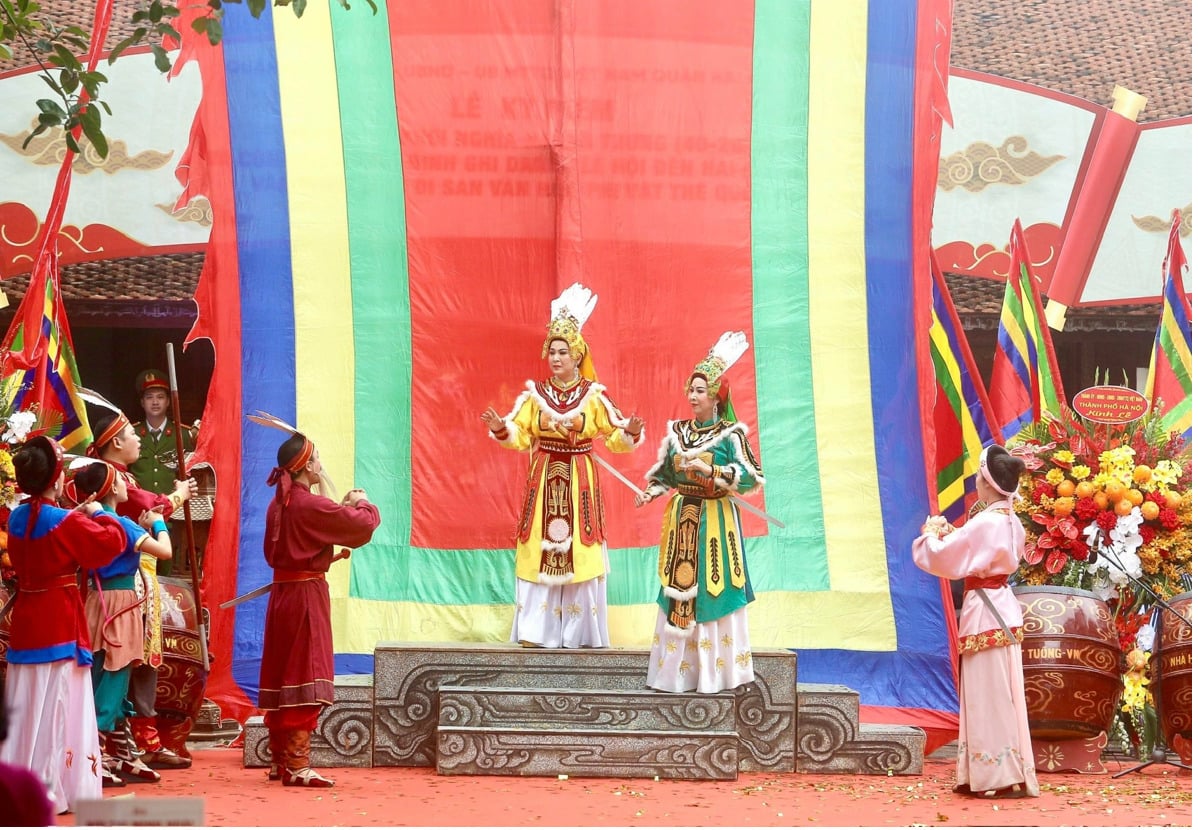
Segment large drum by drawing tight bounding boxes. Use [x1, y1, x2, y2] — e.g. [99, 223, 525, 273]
[155, 577, 209, 757]
[1014, 585, 1122, 740]
[1156, 592, 1192, 750]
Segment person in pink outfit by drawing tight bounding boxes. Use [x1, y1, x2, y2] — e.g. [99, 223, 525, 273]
[912, 444, 1039, 799]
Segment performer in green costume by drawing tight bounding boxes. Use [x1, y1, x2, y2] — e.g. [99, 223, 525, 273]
[634, 331, 764, 693]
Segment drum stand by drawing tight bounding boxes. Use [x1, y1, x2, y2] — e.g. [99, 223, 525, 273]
[1111, 744, 1190, 778]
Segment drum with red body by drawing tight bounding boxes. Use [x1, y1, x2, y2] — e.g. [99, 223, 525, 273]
[1014, 585, 1123, 740]
[1156, 592, 1192, 751]
[154, 577, 209, 757]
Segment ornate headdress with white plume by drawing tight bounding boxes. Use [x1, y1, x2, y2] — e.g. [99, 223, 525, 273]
[542, 282, 599, 379]
[691, 331, 750, 421]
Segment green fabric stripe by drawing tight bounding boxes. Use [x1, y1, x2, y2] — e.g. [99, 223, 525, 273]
[328, 4, 415, 600]
[1161, 336, 1192, 395]
[935, 454, 966, 492]
[749, 0, 826, 591]
[930, 342, 965, 414]
[608, 545, 663, 605]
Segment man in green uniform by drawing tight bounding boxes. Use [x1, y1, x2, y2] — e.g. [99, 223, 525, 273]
[129, 369, 198, 577]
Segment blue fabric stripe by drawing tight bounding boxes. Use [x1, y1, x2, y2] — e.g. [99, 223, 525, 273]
[995, 321, 1035, 390]
[1164, 277, 1192, 351]
[797, 0, 957, 713]
[7, 642, 93, 667]
[1000, 411, 1032, 439]
[221, 3, 296, 704]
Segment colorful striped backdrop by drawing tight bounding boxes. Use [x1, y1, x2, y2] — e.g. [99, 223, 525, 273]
[179, 0, 959, 736]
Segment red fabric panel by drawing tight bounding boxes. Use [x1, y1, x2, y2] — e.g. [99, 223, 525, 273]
[175, 4, 252, 721]
[393, 0, 758, 550]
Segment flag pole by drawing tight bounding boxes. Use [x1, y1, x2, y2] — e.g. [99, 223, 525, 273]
[166, 343, 209, 672]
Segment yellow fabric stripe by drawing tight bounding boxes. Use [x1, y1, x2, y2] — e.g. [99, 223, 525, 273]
[929, 317, 985, 461]
[332, 590, 896, 653]
[1162, 312, 1193, 375]
[807, 2, 892, 630]
[272, 7, 356, 601]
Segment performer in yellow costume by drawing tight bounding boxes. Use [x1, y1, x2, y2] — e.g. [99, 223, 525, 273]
[482, 283, 644, 648]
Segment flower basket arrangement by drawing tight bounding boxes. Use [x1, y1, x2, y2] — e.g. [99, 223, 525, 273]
[1007, 404, 1192, 759]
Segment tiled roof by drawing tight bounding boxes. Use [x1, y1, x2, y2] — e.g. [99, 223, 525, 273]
[0, 0, 145, 75]
[0, 253, 201, 302]
[0, 253, 200, 325]
[950, 0, 1192, 121]
[945, 274, 1160, 332]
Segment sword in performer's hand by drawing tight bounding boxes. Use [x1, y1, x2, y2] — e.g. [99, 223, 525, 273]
[593, 453, 785, 528]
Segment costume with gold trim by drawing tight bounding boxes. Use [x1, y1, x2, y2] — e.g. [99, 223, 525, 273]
[645, 417, 763, 632]
[492, 377, 642, 585]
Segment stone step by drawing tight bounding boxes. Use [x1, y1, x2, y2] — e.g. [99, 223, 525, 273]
[795, 722, 926, 775]
[435, 685, 740, 779]
[437, 726, 740, 780]
[372, 642, 796, 772]
[795, 682, 862, 766]
[438, 685, 737, 732]
[244, 675, 374, 769]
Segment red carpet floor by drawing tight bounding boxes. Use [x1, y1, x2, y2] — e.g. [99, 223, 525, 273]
[59, 747, 1191, 827]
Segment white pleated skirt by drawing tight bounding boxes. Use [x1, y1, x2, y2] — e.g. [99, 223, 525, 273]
[646, 606, 754, 693]
[510, 573, 610, 648]
[0, 659, 103, 813]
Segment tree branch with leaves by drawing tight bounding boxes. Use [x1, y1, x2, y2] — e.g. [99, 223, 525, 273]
[0, 0, 374, 159]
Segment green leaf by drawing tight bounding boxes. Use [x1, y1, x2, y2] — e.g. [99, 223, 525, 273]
[190, 16, 209, 34]
[292, 0, 306, 16]
[99, 100, 112, 116]
[205, 16, 223, 46]
[21, 122, 50, 149]
[0, 45, 10, 62]
[64, 131, 80, 154]
[248, 0, 267, 18]
[158, 22, 182, 41]
[35, 97, 67, 119]
[365, 0, 378, 13]
[80, 71, 106, 98]
[108, 37, 135, 63]
[79, 105, 107, 158]
[59, 68, 77, 94]
[150, 43, 171, 73]
[38, 72, 61, 95]
[51, 44, 80, 70]
[149, 1, 164, 23]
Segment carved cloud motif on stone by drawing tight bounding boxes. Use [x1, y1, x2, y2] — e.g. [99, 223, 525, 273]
[939, 136, 1065, 192]
[0, 120, 173, 175]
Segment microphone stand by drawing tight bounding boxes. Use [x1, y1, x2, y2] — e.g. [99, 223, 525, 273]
[1089, 542, 1192, 777]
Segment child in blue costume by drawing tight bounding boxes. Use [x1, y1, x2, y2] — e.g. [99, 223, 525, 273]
[70, 460, 172, 787]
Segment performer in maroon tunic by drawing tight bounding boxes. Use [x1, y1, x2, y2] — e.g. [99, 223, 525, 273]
[258, 432, 380, 788]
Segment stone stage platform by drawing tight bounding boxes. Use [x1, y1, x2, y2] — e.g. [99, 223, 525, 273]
[245, 643, 924, 781]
